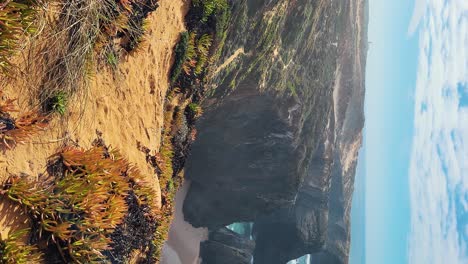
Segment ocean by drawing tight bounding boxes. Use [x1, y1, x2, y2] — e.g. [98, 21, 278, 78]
[226, 223, 311, 264]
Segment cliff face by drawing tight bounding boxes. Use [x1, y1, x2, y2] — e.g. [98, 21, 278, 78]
[184, 0, 340, 229]
[183, 0, 368, 263]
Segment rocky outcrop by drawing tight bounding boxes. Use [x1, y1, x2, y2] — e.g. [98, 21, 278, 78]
[183, 89, 306, 228]
[200, 228, 255, 264]
[252, 127, 334, 263]
[182, 0, 368, 263]
[184, 0, 340, 229]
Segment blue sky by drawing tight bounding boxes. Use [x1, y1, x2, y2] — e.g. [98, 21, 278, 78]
[361, 0, 419, 263]
[351, 0, 468, 263]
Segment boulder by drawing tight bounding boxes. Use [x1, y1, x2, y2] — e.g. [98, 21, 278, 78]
[200, 228, 255, 264]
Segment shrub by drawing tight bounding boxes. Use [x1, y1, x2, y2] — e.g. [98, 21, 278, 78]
[171, 31, 215, 81]
[212, 4, 230, 60]
[0, 93, 16, 113]
[1, 111, 49, 149]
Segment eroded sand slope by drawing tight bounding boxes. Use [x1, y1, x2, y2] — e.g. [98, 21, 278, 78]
[0, 0, 188, 238]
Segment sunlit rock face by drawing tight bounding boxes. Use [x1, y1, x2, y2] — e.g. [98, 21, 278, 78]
[182, 0, 368, 263]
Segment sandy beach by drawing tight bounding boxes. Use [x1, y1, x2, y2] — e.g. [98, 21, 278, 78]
[161, 181, 209, 264]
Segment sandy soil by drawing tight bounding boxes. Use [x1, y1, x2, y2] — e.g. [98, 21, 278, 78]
[161, 181, 208, 264]
[0, 0, 188, 239]
[212, 47, 246, 76]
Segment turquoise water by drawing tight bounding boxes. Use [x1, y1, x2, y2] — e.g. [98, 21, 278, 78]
[287, 255, 310, 264]
[226, 222, 253, 239]
[226, 222, 311, 264]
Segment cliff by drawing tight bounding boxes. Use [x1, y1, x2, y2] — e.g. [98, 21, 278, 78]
[183, 0, 368, 263]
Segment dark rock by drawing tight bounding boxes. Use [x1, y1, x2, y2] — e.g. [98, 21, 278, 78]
[183, 90, 303, 229]
[200, 228, 255, 264]
[253, 122, 334, 263]
[0, 116, 15, 131]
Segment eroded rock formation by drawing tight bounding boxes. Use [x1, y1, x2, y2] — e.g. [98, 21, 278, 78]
[182, 0, 368, 263]
[200, 228, 255, 264]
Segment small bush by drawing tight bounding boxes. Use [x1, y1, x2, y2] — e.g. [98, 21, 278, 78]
[212, 4, 230, 60]
[0, 111, 49, 149]
[170, 0, 229, 83]
[105, 47, 119, 69]
[171, 31, 215, 82]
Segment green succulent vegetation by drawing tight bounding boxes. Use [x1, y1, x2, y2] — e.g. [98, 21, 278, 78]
[151, 103, 184, 260]
[170, 31, 213, 83]
[0, 0, 40, 74]
[212, 3, 230, 61]
[1, 146, 157, 263]
[287, 80, 298, 97]
[193, 0, 228, 23]
[170, 0, 229, 84]
[188, 102, 203, 118]
[170, 31, 190, 83]
[183, 32, 198, 74]
[194, 34, 213, 75]
[0, 229, 42, 264]
[48, 91, 68, 115]
[103, 43, 120, 70]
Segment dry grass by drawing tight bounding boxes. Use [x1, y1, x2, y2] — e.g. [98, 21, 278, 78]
[36, 0, 119, 110]
[7, 0, 160, 114]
